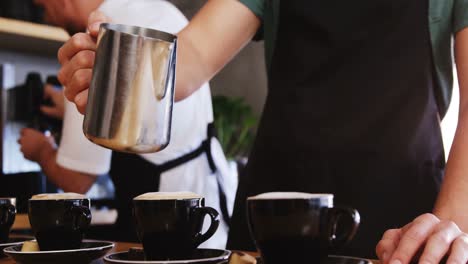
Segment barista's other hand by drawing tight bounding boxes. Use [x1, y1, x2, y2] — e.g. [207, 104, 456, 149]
[57, 10, 110, 114]
[40, 84, 65, 119]
[18, 128, 56, 163]
[376, 213, 468, 264]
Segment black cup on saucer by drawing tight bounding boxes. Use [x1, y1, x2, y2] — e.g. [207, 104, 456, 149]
[28, 193, 92, 251]
[0, 198, 16, 243]
[247, 192, 360, 264]
[133, 192, 220, 260]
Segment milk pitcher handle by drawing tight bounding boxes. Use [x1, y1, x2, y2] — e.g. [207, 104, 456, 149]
[158, 39, 177, 100]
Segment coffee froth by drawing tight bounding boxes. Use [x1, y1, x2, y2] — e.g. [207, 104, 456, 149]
[134, 192, 202, 200]
[30, 193, 87, 200]
[248, 192, 333, 200]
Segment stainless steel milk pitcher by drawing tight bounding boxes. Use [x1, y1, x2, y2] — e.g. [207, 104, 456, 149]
[83, 23, 177, 153]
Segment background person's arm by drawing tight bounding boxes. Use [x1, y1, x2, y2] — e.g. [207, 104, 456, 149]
[19, 128, 97, 194]
[39, 151, 97, 194]
[58, 0, 261, 113]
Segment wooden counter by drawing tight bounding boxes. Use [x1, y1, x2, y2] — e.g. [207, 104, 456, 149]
[0, 240, 377, 264]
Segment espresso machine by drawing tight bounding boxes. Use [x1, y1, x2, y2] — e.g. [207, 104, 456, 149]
[0, 63, 60, 212]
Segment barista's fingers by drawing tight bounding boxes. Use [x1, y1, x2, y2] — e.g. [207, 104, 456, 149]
[65, 68, 92, 103]
[88, 10, 111, 37]
[446, 234, 468, 264]
[400, 222, 413, 234]
[377, 240, 397, 264]
[376, 229, 402, 264]
[74, 90, 89, 114]
[59, 49, 95, 89]
[389, 213, 440, 264]
[58, 33, 96, 66]
[419, 220, 462, 264]
[59, 50, 95, 101]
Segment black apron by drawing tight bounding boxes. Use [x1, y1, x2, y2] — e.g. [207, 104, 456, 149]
[227, 0, 444, 258]
[110, 123, 231, 242]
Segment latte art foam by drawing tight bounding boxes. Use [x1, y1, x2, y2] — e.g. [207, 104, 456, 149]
[134, 192, 202, 200]
[31, 193, 87, 200]
[248, 192, 333, 200]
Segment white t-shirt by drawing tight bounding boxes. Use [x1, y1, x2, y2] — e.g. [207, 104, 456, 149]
[56, 0, 238, 249]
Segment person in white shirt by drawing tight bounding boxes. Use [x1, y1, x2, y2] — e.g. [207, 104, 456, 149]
[19, 0, 237, 248]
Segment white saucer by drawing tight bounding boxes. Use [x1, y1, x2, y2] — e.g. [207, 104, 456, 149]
[104, 248, 231, 264]
[3, 240, 114, 264]
[0, 236, 33, 258]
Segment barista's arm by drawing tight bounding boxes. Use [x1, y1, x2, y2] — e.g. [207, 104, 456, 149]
[173, 0, 261, 100]
[57, 0, 261, 113]
[434, 27, 468, 232]
[376, 28, 468, 264]
[19, 128, 96, 194]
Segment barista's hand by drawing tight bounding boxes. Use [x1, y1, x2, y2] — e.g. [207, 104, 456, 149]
[376, 213, 468, 264]
[40, 84, 65, 119]
[18, 128, 56, 162]
[57, 11, 110, 114]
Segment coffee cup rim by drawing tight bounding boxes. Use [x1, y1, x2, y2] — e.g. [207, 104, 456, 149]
[133, 197, 201, 201]
[29, 193, 89, 201]
[28, 198, 90, 201]
[247, 192, 334, 200]
[133, 192, 203, 201]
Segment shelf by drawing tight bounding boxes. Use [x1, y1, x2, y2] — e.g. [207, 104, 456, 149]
[0, 17, 69, 56]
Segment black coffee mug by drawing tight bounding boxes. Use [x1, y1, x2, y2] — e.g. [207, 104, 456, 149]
[0, 198, 16, 243]
[28, 197, 91, 251]
[133, 194, 220, 260]
[247, 192, 360, 264]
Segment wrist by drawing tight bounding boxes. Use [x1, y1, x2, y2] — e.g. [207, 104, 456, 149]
[433, 200, 468, 232]
[36, 141, 56, 166]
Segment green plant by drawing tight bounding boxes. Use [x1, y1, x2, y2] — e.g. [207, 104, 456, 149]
[212, 95, 258, 160]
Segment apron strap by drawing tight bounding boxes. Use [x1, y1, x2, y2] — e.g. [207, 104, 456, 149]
[156, 123, 232, 228]
[206, 124, 232, 228]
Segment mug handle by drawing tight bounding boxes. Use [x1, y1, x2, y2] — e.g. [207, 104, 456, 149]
[71, 205, 92, 231]
[0, 204, 16, 226]
[193, 206, 220, 247]
[326, 207, 360, 249]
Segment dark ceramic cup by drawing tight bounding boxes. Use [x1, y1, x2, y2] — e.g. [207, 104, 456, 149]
[28, 193, 92, 251]
[133, 192, 220, 260]
[247, 192, 360, 264]
[0, 198, 16, 243]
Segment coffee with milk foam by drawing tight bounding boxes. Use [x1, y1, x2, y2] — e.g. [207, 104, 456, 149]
[134, 192, 202, 200]
[248, 192, 333, 200]
[30, 193, 87, 200]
